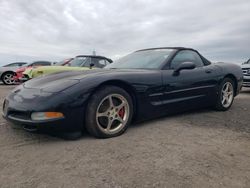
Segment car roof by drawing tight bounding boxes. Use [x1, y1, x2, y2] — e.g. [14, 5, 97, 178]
[135, 47, 196, 52]
[135, 47, 211, 65]
[76, 55, 109, 59]
[6, 62, 27, 65]
[75, 55, 113, 62]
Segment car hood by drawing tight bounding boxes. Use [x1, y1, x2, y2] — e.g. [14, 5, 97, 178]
[0, 66, 20, 72]
[22, 69, 151, 93]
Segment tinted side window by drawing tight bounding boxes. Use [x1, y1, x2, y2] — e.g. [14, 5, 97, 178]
[89, 58, 110, 68]
[18, 63, 25, 66]
[3, 63, 21, 67]
[8, 63, 19, 67]
[170, 50, 204, 69]
[98, 59, 107, 67]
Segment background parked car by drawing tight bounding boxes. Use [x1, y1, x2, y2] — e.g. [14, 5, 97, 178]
[14, 61, 52, 83]
[241, 59, 250, 87]
[22, 55, 112, 81]
[0, 62, 27, 85]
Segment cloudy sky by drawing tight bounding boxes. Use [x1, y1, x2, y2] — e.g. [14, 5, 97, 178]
[0, 0, 249, 65]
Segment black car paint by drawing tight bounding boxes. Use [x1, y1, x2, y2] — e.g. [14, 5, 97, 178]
[2, 48, 243, 133]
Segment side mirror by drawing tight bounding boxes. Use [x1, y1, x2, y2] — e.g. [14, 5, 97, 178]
[90, 63, 95, 69]
[173, 62, 196, 75]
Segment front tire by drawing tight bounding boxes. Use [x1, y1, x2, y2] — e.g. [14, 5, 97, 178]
[215, 78, 235, 111]
[85, 86, 133, 138]
[1, 72, 15, 85]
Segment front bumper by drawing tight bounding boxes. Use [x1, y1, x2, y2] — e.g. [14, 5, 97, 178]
[2, 107, 85, 133]
[2, 88, 88, 133]
[243, 75, 250, 87]
[2, 112, 66, 132]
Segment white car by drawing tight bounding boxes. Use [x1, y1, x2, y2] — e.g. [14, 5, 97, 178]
[242, 59, 250, 87]
[0, 62, 27, 85]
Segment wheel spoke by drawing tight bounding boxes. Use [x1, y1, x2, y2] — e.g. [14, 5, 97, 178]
[225, 83, 229, 92]
[222, 96, 226, 104]
[116, 116, 124, 124]
[106, 119, 113, 131]
[225, 96, 229, 104]
[108, 96, 114, 108]
[97, 111, 109, 118]
[116, 101, 126, 111]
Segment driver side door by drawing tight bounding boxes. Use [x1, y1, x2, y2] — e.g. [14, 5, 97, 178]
[161, 50, 218, 111]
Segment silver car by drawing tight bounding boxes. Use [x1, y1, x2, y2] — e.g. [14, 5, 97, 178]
[242, 59, 250, 87]
[0, 62, 27, 85]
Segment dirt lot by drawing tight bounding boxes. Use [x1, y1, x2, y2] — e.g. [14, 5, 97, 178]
[0, 84, 250, 188]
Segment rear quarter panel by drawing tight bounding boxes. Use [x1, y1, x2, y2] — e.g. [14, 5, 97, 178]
[214, 62, 243, 94]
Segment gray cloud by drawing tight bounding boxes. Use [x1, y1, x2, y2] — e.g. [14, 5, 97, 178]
[0, 0, 249, 65]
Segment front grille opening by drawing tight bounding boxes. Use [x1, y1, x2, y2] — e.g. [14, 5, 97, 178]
[8, 111, 31, 120]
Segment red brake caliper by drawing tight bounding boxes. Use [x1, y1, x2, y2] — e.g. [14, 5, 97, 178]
[118, 107, 125, 118]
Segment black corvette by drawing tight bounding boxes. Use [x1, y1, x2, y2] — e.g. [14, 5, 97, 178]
[2, 47, 243, 139]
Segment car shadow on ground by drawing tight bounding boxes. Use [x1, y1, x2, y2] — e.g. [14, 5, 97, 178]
[0, 82, 18, 87]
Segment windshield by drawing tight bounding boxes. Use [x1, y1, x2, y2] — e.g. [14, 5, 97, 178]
[54, 58, 72, 66]
[69, 57, 91, 67]
[54, 60, 65, 66]
[105, 49, 174, 69]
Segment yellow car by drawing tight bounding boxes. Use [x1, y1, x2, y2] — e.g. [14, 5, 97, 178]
[22, 55, 112, 81]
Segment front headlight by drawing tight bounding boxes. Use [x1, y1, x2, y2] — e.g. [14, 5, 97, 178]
[31, 112, 64, 121]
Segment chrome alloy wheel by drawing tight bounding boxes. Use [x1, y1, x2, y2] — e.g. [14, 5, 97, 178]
[3, 73, 15, 85]
[221, 82, 234, 108]
[96, 94, 130, 135]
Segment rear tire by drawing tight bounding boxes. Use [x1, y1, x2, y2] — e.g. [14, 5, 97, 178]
[85, 86, 133, 138]
[215, 78, 235, 111]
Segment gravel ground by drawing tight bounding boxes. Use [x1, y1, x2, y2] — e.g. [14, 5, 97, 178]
[0, 84, 250, 188]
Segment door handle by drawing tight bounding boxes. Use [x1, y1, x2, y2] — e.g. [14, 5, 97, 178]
[205, 69, 212, 73]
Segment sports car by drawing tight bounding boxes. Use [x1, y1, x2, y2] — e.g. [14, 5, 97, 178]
[2, 47, 243, 139]
[21, 55, 112, 81]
